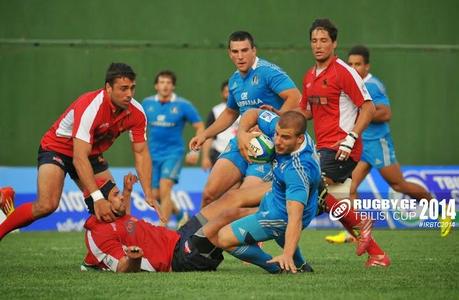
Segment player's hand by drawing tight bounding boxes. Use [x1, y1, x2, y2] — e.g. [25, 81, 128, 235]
[267, 254, 297, 274]
[189, 134, 207, 152]
[123, 172, 138, 192]
[332, 132, 358, 161]
[201, 156, 212, 171]
[126, 246, 144, 259]
[185, 150, 200, 165]
[237, 130, 261, 163]
[260, 104, 281, 116]
[94, 200, 116, 223]
[145, 195, 167, 223]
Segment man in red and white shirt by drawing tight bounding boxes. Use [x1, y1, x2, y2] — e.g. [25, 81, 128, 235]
[299, 19, 390, 267]
[0, 63, 164, 241]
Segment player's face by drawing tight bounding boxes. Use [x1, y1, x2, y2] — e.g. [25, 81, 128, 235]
[155, 76, 175, 100]
[347, 54, 369, 79]
[108, 187, 127, 216]
[221, 85, 229, 101]
[228, 40, 257, 75]
[274, 125, 305, 155]
[106, 77, 136, 110]
[310, 29, 337, 64]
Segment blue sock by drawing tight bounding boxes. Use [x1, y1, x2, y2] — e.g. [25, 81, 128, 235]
[175, 208, 184, 221]
[229, 245, 280, 273]
[274, 236, 305, 268]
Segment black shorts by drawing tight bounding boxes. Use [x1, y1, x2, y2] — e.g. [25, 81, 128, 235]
[171, 216, 223, 272]
[318, 148, 357, 184]
[37, 146, 109, 180]
[209, 149, 221, 166]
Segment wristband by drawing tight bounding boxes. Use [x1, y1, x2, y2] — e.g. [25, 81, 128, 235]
[348, 131, 359, 140]
[91, 190, 104, 202]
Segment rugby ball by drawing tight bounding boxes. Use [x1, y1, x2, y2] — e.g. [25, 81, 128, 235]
[248, 134, 275, 163]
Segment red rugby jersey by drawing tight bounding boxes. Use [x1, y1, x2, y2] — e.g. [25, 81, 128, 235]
[300, 57, 372, 161]
[83, 215, 180, 272]
[40, 89, 147, 157]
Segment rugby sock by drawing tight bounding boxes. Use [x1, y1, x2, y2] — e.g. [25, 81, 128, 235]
[324, 194, 359, 238]
[229, 245, 280, 274]
[274, 236, 306, 268]
[367, 238, 384, 256]
[0, 203, 35, 240]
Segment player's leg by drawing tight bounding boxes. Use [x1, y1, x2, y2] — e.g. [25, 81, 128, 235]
[201, 158, 243, 207]
[326, 161, 372, 244]
[215, 213, 281, 273]
[200, 181, 271, 221]
[350, 161, 372, 200]
[0, 163, 65, 240]
[159, 178, 175, 226]
[380, 163, 431, 200]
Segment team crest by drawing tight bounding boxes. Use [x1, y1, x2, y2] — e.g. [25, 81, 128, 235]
[171, 106, 179, 114]
[252, 75, 259, 86]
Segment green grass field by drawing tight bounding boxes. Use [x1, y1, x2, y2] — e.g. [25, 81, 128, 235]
[0, 229, 457, 299]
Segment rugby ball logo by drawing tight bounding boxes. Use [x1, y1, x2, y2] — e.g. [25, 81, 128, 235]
[329, 199, 352, 221]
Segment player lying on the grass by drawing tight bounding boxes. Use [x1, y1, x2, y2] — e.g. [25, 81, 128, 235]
[233, 109, 390, 267]
[81, 173, 265, 273]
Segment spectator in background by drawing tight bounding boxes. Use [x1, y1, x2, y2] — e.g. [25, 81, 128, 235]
[201, 81, 240, 170]
[142, 70, 204, 227]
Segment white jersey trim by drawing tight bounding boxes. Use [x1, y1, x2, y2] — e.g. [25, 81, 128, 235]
[336, 58, 372, 101]
[338, 91, 359, 133]
[129, 98, 147, 142]
[75, 90, 105, 143]
[86, 230, 119, 272]
[56, 109, 75, 138]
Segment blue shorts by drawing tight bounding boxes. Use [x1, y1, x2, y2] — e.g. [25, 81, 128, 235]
[230, 192, 315, 244]
[219, 140, 272, 181]
[362, 134, 397, 169]
[152, 156, 183, 188]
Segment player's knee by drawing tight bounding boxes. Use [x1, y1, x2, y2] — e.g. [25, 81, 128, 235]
[202, 187, 219, 205]
[390, 183, 403, 193]
[216, 230, 232, 249]
[34, 198, 59, 217]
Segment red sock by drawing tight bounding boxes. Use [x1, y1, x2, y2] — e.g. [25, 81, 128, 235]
[367, 238, 384, 255]
[0, 203, 35, 239]
[324, 194, 361, 238]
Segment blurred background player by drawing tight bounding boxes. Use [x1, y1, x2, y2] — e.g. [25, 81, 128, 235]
[0, 63, 164, 241]
[325, 45, 450, 242]
[201, 80, 240, 170]
[142, 70, 204, 227]
[190, 31, 301, 207]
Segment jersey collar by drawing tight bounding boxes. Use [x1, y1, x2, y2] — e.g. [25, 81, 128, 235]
[251, 57, 260, 70]
[291, 138, 307, 156]
[313, 56, 338, 77]
[154, 93, 177, 102]
[363, 73, 372, 83]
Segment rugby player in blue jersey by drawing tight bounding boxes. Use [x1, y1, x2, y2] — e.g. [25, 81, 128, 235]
[142, 70, 204, 226]
[189, 31, 301, 208]
[203, 110, 319, 273]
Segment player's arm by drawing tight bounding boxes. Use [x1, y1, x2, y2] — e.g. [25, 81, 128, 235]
[185, 121, 205, 165]
[116, 246, 144, 273]
[123, 173, 138, 215]
[201, 110, 217, 170]
[372, 104, 391, 123]
[267, 201, 304, 273]
[237, 108, 263, 162]
[73, 138, 116, 222]
[279, 88, 302, 112]
[189, 107, 239, 151]
[131, 141, 166, 223]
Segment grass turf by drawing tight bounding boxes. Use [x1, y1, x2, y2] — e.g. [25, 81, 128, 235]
[0, 229, 457, 299]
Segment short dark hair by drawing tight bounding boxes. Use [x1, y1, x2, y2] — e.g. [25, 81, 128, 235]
[105, 63, 136, 86]
[348, 45, 370, 64]
[228, 31, 255, 48]
[155, 70, 177, 85]
[309, 18, 338, 42]
[278, 111, 307, 136]
[221, 80, 229, 91]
